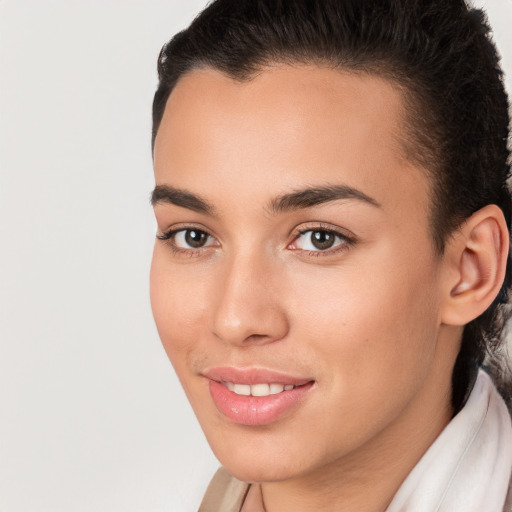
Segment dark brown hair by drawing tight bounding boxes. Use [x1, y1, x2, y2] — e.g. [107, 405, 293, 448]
[152, 0, 512, 407]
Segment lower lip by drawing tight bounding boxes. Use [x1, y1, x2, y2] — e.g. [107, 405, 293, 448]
[208, 380, 314, 426]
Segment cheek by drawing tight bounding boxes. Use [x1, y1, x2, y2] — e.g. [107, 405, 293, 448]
[286, 249, 440, 391]
[272, 261, 441, 463]
[149, 245, 208, 368]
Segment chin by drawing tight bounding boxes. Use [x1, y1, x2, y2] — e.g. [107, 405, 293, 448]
[204, 429, 317, 484]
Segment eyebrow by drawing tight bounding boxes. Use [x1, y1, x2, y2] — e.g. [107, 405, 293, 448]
[268, 185, 380, 213]
[150, 183, 380, 216]
[151, 185, 215, 215]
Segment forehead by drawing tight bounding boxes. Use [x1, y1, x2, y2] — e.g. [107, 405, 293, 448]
[153, 65, 431, 221]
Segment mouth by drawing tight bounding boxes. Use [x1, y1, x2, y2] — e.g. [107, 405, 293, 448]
[203, 367, 315, 426]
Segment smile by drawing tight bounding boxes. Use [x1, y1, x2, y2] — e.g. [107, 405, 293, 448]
[203, 367, 315, 426]
[223, 382, 295, 396]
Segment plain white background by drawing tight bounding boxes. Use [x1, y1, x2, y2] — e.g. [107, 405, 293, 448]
[0, 1, 511, 511]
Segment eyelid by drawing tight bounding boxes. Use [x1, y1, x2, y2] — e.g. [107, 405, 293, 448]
[156, 223, 220, 253]
[288, 222, 357, 255]
[156, 222, 217, 240]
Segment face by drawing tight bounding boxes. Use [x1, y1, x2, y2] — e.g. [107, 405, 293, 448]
[151, 66, 454, 484]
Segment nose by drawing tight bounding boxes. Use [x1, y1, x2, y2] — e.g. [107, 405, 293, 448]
[211, 252, 290, 346]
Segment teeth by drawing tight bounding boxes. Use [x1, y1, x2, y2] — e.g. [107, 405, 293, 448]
[224, 382, 295, 396]
[233, 384, 251, 396]
[251, 383, 270, 396]
[269, 383, 285, 394]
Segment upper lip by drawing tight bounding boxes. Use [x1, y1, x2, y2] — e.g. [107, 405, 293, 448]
[202, 366, 314, 386]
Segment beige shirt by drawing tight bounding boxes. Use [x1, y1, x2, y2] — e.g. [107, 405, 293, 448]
[198, 467, 261, 512]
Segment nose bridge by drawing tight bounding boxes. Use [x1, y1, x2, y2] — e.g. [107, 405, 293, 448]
[211, 247, 289, 346]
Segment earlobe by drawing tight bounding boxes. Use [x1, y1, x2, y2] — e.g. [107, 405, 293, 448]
[441, 205, 509, 326]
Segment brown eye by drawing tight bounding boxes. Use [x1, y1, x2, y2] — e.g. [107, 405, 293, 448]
[290, 228, 352, 253]
[184, 229, 209, 248]
[310, 230, 335, 250]
[160, 228, 216, 250]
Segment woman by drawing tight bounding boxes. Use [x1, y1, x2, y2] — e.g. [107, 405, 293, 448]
[150, 0, 512, 510]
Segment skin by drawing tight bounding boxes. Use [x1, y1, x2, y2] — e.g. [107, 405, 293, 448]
[150, 66, 492, 511]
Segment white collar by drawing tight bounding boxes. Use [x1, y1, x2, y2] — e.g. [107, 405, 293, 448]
[386, 370, 512, 512]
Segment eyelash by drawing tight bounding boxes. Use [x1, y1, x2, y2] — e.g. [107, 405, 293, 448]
[156, 223, 356, 258]
[156, 226, 216, 256]
[290, 224, 356, 257]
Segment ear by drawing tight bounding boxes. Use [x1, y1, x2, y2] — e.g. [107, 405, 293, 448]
[441, 205, 509, 326]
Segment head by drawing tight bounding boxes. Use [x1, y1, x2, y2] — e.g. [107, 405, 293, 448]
[150, 0, 511, 484]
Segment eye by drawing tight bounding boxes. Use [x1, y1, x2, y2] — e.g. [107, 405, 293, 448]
[289, 228, 353, 253]
[174, 229, 213, 249]
[157, 228, 217, 250]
